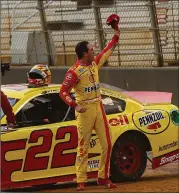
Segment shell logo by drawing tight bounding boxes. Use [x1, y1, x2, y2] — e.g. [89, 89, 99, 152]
[89, 74, 95, 83]
[132, 109, 170, 134]
[109, 118, 119, 126]
[109, 115, 129, 126]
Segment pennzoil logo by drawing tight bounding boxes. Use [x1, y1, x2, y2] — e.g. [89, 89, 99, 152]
[132, 110, 170, 134]
[84, 83, 99, 93]
[139, 111, 164, 127]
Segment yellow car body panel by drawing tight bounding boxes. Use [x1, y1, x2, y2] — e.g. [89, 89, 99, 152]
[1, 84, 179, 190]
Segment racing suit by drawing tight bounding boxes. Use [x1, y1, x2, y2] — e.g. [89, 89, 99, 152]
[1, 91, 16, 124]
[60, 34, 119, 183]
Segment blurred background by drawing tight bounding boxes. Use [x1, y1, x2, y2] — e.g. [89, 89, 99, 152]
[0, 0, 179, 67]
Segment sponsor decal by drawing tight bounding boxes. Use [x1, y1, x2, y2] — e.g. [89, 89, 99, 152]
[77, 156, 83, 164]
[79, 139, 84, 146]
[79, 148, 84, 155]
[78, 68, 85, 73]
[139, 111, 164, 127]
[159, 140, 179, 152]
[92, 69, 95, 73]
[147, 122, 161, 130]
[109, 118, 119, 126]
[1, 126, 78, 185]
[77, 126, 83, 135]
[64, 81, 69, 86]
[41, 89, 59, 95]
[90, 136, 99, 148]
[132, 109, 170, 134]
[65, 96, 72, 103]
[160, 153, 179, 165]
[41, 71, 47, 78]
[84, 83, 99, 93]
[88, 160, 99, 169]
[89, 74, 95, 83]
[66, 74, 72, 80]
[170, 109, 179, 126]
[109, 115, 129, 126]
[152, 149, 179, 169]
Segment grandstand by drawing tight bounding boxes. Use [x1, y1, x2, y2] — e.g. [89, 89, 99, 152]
[1, 0, 179, 67]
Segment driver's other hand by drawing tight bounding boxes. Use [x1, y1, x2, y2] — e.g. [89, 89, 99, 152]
[75, 105, 87, 113]
[7, 122, 17, 130]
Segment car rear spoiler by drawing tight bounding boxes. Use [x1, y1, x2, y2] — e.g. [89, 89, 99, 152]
[120, 91, 172, 104]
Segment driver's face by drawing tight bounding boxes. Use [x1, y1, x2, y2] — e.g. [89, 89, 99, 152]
[87, 44, 95, 62]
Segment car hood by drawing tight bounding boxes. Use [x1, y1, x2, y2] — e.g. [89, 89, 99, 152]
[121, 91, 172, 104]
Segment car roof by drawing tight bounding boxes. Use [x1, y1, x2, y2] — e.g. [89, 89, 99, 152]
[1, 83, 61, 98]
[1, 83, 142, 105]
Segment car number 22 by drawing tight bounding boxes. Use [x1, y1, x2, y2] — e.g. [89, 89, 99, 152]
[1, 126, 78, 183]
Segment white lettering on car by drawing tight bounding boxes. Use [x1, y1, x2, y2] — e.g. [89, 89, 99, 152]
[160, 153, 179, 165]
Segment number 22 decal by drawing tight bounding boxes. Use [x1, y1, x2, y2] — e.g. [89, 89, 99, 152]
[51, 126, 78, 168]
[23, 129, 53, 171]
[23, 126, 78, 172]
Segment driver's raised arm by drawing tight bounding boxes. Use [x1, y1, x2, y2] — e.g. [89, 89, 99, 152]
[95, 14, 120, 68]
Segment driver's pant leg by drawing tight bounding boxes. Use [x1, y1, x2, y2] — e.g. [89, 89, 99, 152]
[75, 104, 96, 183]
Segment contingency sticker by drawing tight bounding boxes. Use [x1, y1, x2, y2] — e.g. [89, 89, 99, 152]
[132, 109, 170, 134]
[88, 160, 99, 169]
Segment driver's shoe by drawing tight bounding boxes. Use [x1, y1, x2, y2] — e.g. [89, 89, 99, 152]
[97, 178, 117, 188]
[76, 182, 85, 191]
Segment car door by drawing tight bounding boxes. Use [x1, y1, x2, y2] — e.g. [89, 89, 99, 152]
[48, 93, 108, 175]
[1, 92, 78, 188]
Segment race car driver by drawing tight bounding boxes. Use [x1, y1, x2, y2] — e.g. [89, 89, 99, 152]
[59, 14, 120, 191]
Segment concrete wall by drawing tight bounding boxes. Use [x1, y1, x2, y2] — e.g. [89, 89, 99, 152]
[1, 67, 178, 106]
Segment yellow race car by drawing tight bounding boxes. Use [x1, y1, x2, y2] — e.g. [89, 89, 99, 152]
[1, 83, 179, 190]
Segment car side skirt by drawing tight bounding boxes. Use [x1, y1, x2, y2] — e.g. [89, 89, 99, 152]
[152, 149, 179, 169]
[2, 171, 98, 191]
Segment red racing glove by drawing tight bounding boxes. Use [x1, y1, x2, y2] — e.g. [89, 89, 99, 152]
[106, 14, 120, 31]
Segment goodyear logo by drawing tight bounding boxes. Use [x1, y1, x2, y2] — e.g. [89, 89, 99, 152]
[132, 109, 170, 134]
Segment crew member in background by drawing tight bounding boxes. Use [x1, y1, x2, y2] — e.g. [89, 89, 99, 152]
[1, 90, 16, 129]
[1, 63, 16, 129]
[60, 14, 120, 191]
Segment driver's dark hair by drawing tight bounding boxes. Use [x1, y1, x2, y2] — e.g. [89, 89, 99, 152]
[75, 41, 89, 59]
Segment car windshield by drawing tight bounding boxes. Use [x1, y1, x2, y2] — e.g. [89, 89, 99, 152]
[0, 98, 18, 119]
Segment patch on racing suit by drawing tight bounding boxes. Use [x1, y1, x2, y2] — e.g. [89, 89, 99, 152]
[77, 156, 83, 164]
[66, 96, 72, 103]
[78, 67, 85, 73]
[84, 83, 99, 93]
[79, 148, 84, 155]
[66, 73, 72, 80]
[78, 126, 83, 135]
[89, 74, 95, 83]
[88, 160, 99, 169]
[79, 138, 84, 146]
[64, 81, 69, 86]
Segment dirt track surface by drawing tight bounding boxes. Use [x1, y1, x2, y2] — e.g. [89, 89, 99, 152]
[10, 160, 178, 193]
